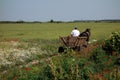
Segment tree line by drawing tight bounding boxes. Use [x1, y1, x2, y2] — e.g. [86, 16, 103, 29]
[0, 19, 120, 23]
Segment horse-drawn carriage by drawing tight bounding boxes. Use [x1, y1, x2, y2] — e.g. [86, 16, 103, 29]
[58, 28, 90, 53]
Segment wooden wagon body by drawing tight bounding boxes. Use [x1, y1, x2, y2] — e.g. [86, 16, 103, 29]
[58, 36, 88, 53]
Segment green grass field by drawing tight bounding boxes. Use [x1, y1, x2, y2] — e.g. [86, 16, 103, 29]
[0, 22, 120, 80]
[0, 22, 120, 41]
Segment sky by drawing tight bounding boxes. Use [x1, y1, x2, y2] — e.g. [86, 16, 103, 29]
[0, 0, 120, 21]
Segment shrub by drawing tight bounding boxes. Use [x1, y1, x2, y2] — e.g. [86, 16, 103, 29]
[39, 55, 95, 80]
[104, 31, 120, 54]
[89, 47, 107, 64]
[89, 47, 110, 72]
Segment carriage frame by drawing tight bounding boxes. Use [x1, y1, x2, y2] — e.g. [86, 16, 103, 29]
[58, 36, 88, 53]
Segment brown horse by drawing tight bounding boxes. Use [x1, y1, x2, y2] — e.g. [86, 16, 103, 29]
[79, 28, 91, 42]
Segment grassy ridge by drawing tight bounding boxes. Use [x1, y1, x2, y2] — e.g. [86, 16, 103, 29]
[0, 22, 120, 40]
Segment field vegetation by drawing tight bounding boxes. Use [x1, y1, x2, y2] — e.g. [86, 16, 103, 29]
[0, 22, 120, 40]
[0, 22, 120, 80]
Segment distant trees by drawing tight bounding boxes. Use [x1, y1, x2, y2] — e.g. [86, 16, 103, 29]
[0, 19, 120, 23]
[0, 20, 25, 23]
[50, 19, 54, 23]
[16, 20, 25, 23]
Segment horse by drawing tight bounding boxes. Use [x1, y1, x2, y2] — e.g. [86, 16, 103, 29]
[79, 28, 91, 42]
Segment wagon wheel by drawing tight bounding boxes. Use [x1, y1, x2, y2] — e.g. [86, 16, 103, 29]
[58, 46, 64, 53]
[83, 44, 88, 48]
[77, 45, 87, 51]
[58, 46, 67, 53]
[76, 46, 81, 51]
[72, 45, 82, 51]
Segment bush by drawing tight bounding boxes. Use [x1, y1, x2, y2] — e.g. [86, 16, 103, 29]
[104, 31, 120, 54]
[38, 55, 96, 80]
[89, 47, 110, 72]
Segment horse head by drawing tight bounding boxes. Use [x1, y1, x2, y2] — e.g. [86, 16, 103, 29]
[79, 28, 91, 41]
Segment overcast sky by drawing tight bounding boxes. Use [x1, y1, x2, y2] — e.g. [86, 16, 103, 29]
[0, 0, 120, 21]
